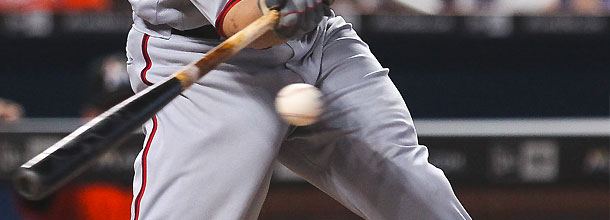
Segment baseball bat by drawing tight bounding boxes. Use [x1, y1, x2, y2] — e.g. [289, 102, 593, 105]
[13, 10, 280, 200]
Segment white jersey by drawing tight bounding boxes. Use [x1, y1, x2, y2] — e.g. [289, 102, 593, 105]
[129, 0, 234, 38]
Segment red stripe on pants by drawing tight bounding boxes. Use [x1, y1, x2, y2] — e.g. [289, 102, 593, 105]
[133, 115, 158, 220]
[140, 34, 153, 86]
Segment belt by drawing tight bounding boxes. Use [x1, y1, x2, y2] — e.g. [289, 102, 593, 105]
[171, 25, 220, 40]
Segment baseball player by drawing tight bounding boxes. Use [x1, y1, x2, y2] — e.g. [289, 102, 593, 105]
[126, 0, 471, 219]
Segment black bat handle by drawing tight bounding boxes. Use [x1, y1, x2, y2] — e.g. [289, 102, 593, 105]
[13, 77, 183, 200]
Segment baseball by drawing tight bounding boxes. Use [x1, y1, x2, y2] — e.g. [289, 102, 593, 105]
[275, 83, 324, 126]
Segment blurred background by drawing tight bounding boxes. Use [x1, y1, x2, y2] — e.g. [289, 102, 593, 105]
[0, 0, 609, 219]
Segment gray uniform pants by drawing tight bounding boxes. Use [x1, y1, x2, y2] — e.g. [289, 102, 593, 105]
[126, 15, 470, 220]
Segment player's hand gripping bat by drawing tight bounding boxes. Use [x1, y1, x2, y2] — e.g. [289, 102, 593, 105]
[13, 10, 280, 201]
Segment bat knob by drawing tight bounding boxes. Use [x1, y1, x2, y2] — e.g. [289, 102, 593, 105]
[13, 169, 45, 200]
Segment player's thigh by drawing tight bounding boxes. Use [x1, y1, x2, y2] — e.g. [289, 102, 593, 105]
[278, 17, 469, 219]
[279, 16, 420, 177]
[131, 85, 287, 219]
[126, 29, 301, 219]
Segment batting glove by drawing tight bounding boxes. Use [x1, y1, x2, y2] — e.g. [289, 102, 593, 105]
[259, 0, 331, 39]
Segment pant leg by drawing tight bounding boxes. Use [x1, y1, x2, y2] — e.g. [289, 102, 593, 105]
[126, 28, 300, 220]
[278, 16, 471, 219]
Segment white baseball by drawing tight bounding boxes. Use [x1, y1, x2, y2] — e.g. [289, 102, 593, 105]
[275, 83, 324, 126]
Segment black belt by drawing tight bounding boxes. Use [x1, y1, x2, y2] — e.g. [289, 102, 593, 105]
[171, 25, 220, 40]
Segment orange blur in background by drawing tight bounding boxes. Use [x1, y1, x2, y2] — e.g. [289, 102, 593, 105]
[19, 184, 131, 220]
[0, 0, 110, 12]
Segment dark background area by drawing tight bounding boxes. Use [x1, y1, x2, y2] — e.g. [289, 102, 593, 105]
[368, 33, 610, 118]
